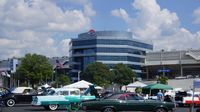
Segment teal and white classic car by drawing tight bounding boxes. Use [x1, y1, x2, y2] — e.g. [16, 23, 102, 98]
[32, 88, 96, 111]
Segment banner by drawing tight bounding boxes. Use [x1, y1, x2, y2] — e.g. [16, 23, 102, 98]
[193, 79, 200, 88]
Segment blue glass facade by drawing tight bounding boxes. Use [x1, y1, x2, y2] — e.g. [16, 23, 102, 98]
[70, 31, 153, 80]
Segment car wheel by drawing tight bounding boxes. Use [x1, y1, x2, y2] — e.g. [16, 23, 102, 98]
[48, 104, 58, 111]
[6, 99, 15, 107]
[102, 107, 115, 112]
[155, 108, 167, 112]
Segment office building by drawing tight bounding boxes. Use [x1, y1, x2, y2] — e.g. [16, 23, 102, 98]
[70, 30, 153, 81]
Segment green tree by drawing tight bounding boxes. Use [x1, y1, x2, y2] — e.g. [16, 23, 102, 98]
[16, 53, 53, 87]
[82, 62, 113, 87]
[56, 74, 71, 87]
[112, 63, 136, 85]
[135, 87, 143, 94]
[157, 76, 168, 84]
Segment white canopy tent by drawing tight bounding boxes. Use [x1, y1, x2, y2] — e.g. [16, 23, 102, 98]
[63, 80, 103, 90]
[126, 81, 147, 92]
[127, 81, 147, 88]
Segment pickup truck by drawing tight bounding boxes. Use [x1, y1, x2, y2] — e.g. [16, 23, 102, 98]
[32, 88, 96, 111]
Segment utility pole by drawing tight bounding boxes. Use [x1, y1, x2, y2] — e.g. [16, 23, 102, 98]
[160, 49, 165, 76]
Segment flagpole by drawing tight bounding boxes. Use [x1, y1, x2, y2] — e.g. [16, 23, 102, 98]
[191, 86, 194, 112]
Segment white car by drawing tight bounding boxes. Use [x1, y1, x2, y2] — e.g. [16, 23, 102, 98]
[32, 88, 96, 111]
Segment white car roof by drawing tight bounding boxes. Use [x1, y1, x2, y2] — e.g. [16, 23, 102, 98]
[54, 88, 80, 92]
[12, 87, 33, 93]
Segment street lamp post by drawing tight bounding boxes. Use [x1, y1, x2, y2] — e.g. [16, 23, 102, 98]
[160, 49, 165, 76]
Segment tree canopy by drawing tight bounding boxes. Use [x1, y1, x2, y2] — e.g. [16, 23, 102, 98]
[16, 53, 53, 87]
[112, 63, 136, 85]
[82, 62, 137, 87]
[157, 75, 168, 84]
[82, 62, 113, 87]
[56, 74, 71, 87]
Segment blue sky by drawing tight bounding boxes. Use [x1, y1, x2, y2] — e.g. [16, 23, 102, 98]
[0, 0, 200, 59]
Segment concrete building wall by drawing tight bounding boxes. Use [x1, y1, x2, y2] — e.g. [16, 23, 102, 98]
[144, 50, 200, 80]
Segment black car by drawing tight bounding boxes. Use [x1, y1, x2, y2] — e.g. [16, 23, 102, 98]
[0, 87, 38, 107]
[0, 87, 16, 107]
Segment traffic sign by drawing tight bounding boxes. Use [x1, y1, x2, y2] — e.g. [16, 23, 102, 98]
[158, 69, 170, 73]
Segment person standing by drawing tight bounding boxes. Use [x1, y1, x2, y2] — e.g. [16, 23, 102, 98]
[157, 90, 164, 101]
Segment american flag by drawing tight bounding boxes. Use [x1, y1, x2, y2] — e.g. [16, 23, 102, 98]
[56, 60, 63, 69]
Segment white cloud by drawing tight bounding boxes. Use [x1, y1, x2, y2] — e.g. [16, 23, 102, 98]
[83, 3, 96, 17]
[0, 0, 95, 59]
[58, 39, 71, 56]
[111, 8, 131, 23]
[111, 0, 200, 51]
[193, 7, 200, 24]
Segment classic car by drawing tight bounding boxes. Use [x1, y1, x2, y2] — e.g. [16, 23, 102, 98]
[11, 87, 38, 103]
[32, 88, 96, 111]
[0, 87, 17, 107]
[0, 87, 38, 107]
[81, 92, 176, 112]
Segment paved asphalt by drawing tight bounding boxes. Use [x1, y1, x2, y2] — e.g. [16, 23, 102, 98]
[0, 104, 198, 112]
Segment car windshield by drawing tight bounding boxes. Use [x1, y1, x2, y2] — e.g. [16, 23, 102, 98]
[47, 89, 56, 95]
[106, 94, 122, 99]
[105, 93, 144, 100]
[126, 94, 144, 100]
[0, 88, 9, 96]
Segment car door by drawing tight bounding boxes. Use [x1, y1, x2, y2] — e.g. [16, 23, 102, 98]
[14, 89, 32, 103]
[125, 94, 152, 111]
[100, 93, 127, 111]
[55, 90, 70, 105]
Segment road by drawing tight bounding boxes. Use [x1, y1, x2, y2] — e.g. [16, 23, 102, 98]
[0, 104, 198, 112]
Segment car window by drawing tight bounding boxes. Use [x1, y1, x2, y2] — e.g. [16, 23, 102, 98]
[29, 89, 37, 94]
[55, 91, 62, 95]
[126, 94, 144, 100]
[60, 91, 69, 95]
[70, 90, 79, 95]
[23, 89, 31, 95]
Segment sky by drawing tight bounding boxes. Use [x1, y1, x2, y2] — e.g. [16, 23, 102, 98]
[0, 0, 200, 60]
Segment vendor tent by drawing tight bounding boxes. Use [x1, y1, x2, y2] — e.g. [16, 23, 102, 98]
[127, 81, 147, 88]
[63, 80, 103, 89]
[142, 83, 173, 95]
[143, 83, 173, 90]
